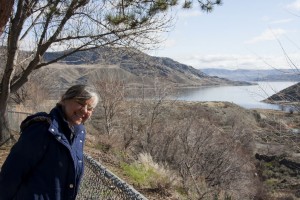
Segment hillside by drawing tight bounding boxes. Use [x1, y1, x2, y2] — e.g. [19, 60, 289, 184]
[201, 68, 300, 82]
[4, 101, 299, 200]
[42, 48, 250, 89]
[264, 82, 300, 104]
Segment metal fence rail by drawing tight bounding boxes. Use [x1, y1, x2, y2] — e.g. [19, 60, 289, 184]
[7, 110, 148, 200]
[7, 110, 31, 132]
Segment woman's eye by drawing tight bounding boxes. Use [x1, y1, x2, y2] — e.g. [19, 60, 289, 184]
[76, 101, 94, 111]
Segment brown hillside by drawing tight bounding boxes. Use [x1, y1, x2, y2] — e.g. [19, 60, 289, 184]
[42, 47, 251, 89]
[264, 82, 300, 103]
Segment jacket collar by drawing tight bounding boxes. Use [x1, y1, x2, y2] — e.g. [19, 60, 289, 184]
[49, 105, 85, 136]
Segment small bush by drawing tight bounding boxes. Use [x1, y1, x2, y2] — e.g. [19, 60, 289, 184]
[121, 153, 177, 191]
[265, 178, 279, 187]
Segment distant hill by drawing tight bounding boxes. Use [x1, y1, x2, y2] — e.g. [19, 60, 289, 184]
[264, 82, 300, 103]
[42, 48, 250, 89]
[201, 68, 300, 82]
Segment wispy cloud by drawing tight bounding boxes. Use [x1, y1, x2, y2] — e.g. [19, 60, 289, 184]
[270, 18, 293, 24]
[286, 0, 300, 11]
[172, 53, 300, 70]
[244, 28, 287, 44]
[177, 54, 255, 69]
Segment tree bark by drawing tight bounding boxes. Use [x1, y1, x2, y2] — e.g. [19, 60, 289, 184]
[0, 0, 14, 144]
[0, 102, 10, 146]
[0, 0, 14, 36]
[0, 0, 22, 145]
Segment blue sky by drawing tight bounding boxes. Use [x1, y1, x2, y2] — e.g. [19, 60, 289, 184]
[151, 0, 300, 70]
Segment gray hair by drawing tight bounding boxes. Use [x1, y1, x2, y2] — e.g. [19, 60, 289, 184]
[60, 85, 99, 108]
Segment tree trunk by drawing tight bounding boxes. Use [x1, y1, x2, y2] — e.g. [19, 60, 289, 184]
[0, 0, 14, 36]
[0, 0, 23, 146]
[0, 65, 14, 146]
[0, 103, 10, 147]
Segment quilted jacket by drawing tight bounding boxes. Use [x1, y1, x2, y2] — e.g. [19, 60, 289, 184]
[0, 105, 86, 200]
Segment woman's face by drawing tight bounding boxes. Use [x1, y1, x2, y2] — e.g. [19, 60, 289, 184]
[62, 97, 96, 125]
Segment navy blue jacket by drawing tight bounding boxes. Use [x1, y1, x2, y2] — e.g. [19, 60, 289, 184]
[0, 105, 86, 200]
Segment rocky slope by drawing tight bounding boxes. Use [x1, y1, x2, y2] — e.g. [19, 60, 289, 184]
[264, 82, 300, 103]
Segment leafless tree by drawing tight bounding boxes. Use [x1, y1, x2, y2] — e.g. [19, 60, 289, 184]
[0, 0, 14, 36]
[94, 80, 125, 136]
[10, 68, 52, 108]
[119, 79, 175, 152]
[0, 0, 222, 145]
[127, 103, 256, 199]
[89, 92, 259, 198]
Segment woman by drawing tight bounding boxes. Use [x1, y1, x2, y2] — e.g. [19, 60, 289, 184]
[0, 85, 99, 200]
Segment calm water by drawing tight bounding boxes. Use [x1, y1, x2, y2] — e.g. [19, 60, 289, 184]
[173, 82, 297, 110]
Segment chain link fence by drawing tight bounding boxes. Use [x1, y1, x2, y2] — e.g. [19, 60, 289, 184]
[7, 110, 31, 132]
[78, 154, 147, 200]
[7, 110, 148, 200]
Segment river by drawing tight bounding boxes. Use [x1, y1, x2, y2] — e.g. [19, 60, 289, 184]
[173, 82, 297, 110]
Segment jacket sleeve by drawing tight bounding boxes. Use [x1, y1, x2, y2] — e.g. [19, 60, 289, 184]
[0, 123, 50, 200]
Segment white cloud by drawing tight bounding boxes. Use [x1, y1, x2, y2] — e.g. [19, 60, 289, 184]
[244, 28, 287, 44]
[171, 53, 300, 70]
[286, 0, 300, 11]
[262, 16, 293, 24]
[270, 18, 293, 24]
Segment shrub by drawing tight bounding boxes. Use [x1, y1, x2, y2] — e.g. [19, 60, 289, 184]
[121, 153, 177, 191]
[265, 178, 279, 187]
